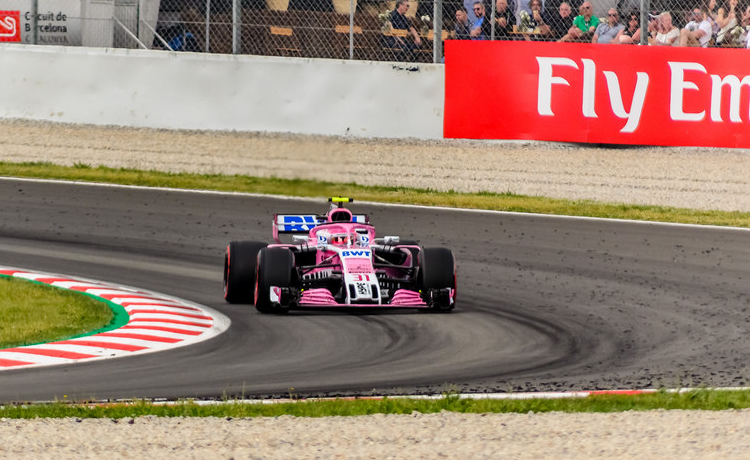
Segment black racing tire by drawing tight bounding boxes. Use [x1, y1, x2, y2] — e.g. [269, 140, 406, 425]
[418, 247, 457, 312]
[255, 247, 295, 314]
[224, 241, 267, 304]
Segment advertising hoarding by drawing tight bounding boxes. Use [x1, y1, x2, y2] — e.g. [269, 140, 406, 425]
[444, 40, 750, 148]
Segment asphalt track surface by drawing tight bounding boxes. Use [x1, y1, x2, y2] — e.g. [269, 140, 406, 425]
[0, 178, 749, 402]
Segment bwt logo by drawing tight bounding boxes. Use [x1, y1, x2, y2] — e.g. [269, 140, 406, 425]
[342, 250, 371, 257]
[0, 11, 21, 42]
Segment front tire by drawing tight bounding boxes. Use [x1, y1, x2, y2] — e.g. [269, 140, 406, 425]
[255, 247, 295, 314]
[418, 247, 456, 312]
[224, 241, 267, 304]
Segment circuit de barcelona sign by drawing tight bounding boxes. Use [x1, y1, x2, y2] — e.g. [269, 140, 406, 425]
[0, 0, 81, 45]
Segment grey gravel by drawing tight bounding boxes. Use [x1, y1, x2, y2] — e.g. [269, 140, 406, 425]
[1, 119, 749, 459]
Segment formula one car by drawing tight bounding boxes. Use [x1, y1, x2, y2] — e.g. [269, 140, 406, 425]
[223, 197, 456, 314]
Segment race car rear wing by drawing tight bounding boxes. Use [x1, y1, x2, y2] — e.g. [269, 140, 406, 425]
[273, 214, 369, 242]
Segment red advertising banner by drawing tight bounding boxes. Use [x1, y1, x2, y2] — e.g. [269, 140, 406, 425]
[0, 11, 21, 43]
[444, 40, 750, 148]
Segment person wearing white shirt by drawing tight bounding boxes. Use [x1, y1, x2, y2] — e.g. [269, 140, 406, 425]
[653, 11, 680, 45]
[680, 7, 713, 46]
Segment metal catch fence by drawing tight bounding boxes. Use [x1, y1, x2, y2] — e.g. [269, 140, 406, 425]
[5, 0, 748, 63]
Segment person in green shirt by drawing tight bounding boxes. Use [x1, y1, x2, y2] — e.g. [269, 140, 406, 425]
[558, 1, 600, 41]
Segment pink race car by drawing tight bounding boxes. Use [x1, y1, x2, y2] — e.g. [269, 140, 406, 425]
[223, 197, 456, 314]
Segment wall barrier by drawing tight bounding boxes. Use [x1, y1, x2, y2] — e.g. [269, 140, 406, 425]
[0, 43, 445, 139]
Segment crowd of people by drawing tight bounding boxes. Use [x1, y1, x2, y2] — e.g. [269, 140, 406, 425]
[386, 0, 750, 50]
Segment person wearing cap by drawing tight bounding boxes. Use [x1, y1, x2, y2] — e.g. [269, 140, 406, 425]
[679, 6, 713, 46]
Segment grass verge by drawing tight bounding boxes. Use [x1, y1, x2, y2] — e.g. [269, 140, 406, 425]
[2, 389, 750, 418]
[0, 276, 113, 349]
[2, 161, 749, 227]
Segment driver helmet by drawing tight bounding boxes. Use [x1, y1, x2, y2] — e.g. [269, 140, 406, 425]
[331, 233, 349, 246]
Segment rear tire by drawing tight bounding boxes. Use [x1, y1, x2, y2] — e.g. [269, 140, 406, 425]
[255, 247, 295, 314]
[418, 247, 456, 312]
[224, 241, 267, 304]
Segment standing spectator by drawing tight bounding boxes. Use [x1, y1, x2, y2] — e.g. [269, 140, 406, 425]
[494, 0, 517, 38]
[470, 1, 492, 39]
[679, 6, 712, 46]
[390, 0, 422, 49]
[615, 10, 641, 42]
[549, 2, 575, 38]
[558, 1, 600, 41]
[652, 11, 680, 45]
[593, 8, 624, 43]
[716, 0, 739, 44]
[455, 6, 473, 39]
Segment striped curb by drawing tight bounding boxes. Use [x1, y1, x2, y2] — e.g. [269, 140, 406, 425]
[0, 267, 230, 370]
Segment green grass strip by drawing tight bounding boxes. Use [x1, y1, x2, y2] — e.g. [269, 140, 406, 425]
[2, 389, 750, 418]
[2, 161, 749, 227]
[0, 275, 125, 349]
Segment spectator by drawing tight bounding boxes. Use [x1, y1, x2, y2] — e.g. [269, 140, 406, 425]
[166, 26, 200, 52]
[679, 6, 712, 46]
[515, 0, 545, 25]
[388, 0, 422, 53]
[716, 0, 739, 44]
[455, 6, 473, 39]
[652, 11, 679, 45]
[465, 0, 482, 22]
[706, 0, 721, 36]
[527, 0, 553, 38]
[723, 3, 750, 46]
[615, 10, 641, 42]
[470, 1, 492, 39]
[494, 0, 517, 38]
[558, 1, 600, 41]
[593, 8, 624, 42]
[549, 2, 575, 38]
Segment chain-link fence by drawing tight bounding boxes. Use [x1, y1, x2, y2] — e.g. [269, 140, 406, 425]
[3, 0, 748, 62]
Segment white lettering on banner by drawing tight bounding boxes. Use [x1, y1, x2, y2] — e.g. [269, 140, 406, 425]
[582, 59, 597, 118]
[536, 57, 649, 133]
[603, 71, 649, 133]
[669, 62, 706, 122]
[710, 75, 750, 123]
[536, 57, 577, 116]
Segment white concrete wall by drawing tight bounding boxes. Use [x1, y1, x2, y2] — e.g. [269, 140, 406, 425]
[0, 44, 445, 139]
